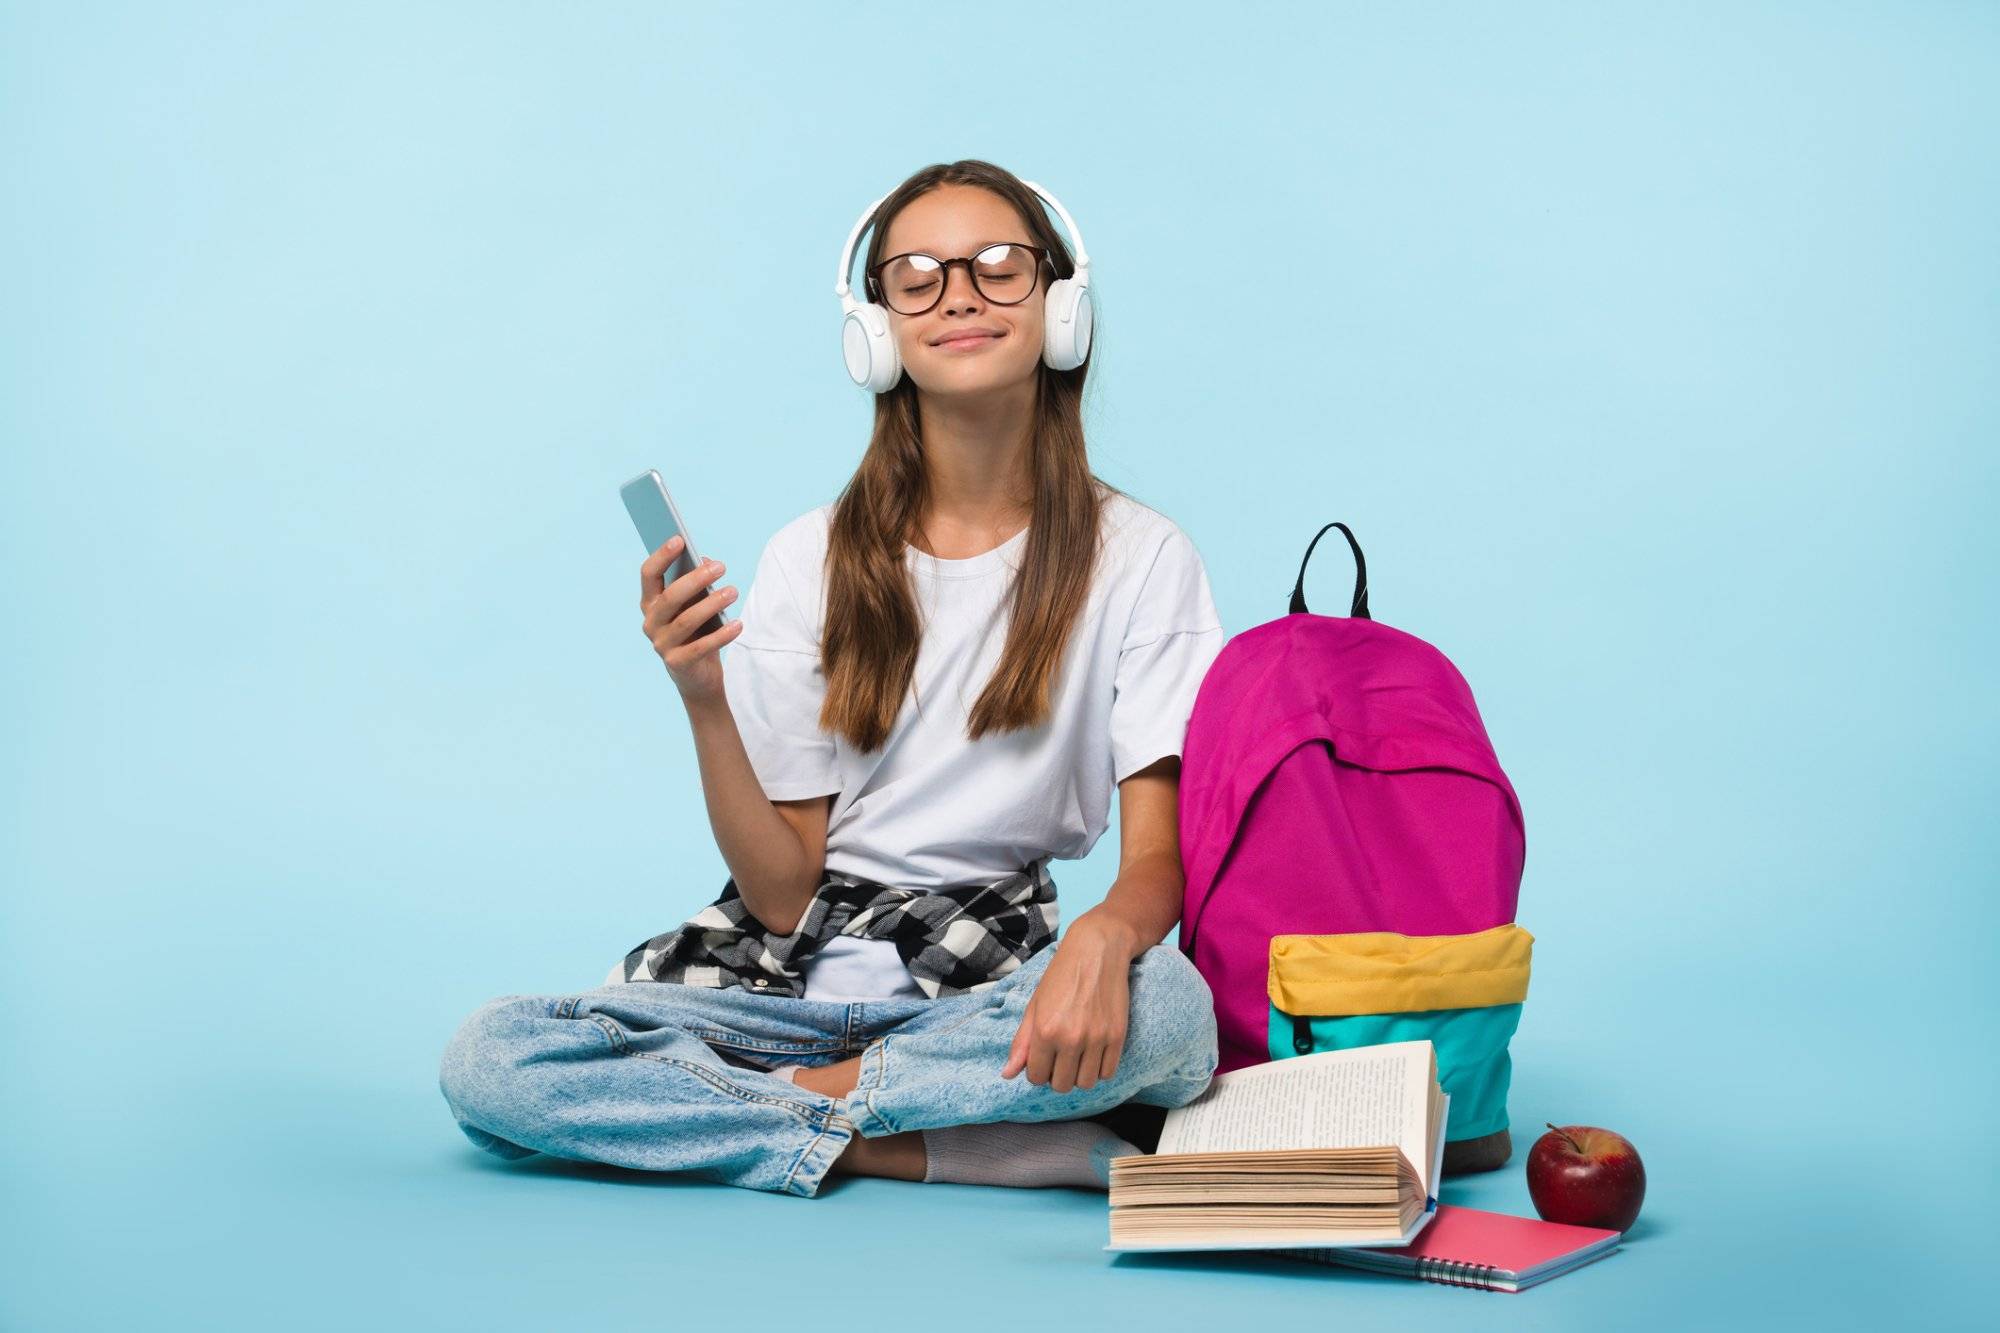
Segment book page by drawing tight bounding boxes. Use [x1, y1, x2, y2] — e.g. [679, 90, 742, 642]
[1155, 1041, 1430, 1174]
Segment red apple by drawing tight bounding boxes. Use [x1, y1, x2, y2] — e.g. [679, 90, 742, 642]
[1526, 1123, 1646, 1232]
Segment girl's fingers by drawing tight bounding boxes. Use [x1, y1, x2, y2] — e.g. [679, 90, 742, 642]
[671, 557, 725, 605]
[1098, 1036, 1122, 1083]
[1069, 1037, 1119, 1092]
[1049, 1043, 1085, 1095]
[1025, 1031, 1058, 1088]
[1076, 1043, 1103, 1091]
[696, 620, 746, 652]
[669, 583, 738, 640]
[645, 562, 728, 636]
[664, 616, 744, 660]
[639, 535, 685, 599]
[647, 552, 723, 620]
[1071, 1044, 1101, 1092]
[664, 618, 743, 669]
[1001, 1015, 1031, 1079]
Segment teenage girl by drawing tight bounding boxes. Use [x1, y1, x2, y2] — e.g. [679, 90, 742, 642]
[439, 160, 1225, 1197]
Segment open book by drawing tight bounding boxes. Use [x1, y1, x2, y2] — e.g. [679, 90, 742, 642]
[1105, 1039, 1449, 1253]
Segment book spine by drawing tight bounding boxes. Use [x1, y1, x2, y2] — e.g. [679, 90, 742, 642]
[1414, 1256, 1502, 1291]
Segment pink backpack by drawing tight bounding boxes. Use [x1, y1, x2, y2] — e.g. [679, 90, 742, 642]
[1176, 523, 1528, 1076]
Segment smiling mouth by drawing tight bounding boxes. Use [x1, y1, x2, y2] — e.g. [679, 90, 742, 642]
[936, 332, 1002, 349]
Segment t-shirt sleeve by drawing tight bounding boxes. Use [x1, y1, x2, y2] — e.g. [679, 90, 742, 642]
[1110, 526, 1226, 784]
[721, 534, 843, 802]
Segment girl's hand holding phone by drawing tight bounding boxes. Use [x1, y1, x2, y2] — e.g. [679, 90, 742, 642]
[640, 534, 745, 703]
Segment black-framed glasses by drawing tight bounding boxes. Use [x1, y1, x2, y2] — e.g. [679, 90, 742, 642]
[867, 243, 1051, 316]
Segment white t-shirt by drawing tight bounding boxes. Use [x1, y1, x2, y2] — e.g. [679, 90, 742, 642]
[719, 485, 1226, 1003]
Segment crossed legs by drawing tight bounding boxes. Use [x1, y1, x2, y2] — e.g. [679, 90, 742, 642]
[439, 943, 1218, 1196]
[797, 1053, 929, 1181]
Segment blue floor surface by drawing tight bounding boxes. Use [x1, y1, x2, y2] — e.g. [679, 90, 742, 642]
[2, 1002, 1980, 1331]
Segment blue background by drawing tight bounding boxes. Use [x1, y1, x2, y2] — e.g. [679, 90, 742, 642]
[4, 2, 1994, 1328]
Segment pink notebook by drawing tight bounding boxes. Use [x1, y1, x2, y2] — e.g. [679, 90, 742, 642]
[1267, 1204, 1623, 1292]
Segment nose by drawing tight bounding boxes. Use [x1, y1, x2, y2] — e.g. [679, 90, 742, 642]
[940, 261, 986, 316]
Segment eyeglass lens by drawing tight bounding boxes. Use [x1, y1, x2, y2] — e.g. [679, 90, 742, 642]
[877, 244, 1039, 314]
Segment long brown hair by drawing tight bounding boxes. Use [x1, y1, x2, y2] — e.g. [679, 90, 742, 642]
[820, 159, 1122, 752]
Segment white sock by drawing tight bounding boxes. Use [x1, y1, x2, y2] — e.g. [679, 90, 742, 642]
[765, 1063, 804, 1084]
[920, 1119, 1141, 1191]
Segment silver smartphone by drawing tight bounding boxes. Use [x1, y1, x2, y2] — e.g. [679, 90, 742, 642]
[619, 469, 729, 637]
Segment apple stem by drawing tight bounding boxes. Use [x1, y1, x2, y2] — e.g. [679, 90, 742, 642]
[1545, 1122, 1586, 1154]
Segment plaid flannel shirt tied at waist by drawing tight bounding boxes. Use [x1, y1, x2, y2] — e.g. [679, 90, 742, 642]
[609, 856, 1060, 998]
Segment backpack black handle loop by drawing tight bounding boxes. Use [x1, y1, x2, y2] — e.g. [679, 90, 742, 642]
[1288, 522, 1371, 619]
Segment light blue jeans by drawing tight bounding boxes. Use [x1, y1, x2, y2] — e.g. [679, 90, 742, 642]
[437, 940, 1220, 1197]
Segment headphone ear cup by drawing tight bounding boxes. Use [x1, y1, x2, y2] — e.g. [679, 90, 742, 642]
[1041, 277, 1093, 372]
[842, 303, 902, 392]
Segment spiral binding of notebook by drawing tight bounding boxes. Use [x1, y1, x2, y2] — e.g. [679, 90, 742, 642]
[1415, 1256, 1504, 1290]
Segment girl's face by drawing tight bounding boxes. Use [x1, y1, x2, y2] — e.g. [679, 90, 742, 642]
[876, 184, 1048, 397]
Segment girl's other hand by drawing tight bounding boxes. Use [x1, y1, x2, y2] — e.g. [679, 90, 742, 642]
[1000, 918, 1134, 1094]
[640, 535, 745, 705]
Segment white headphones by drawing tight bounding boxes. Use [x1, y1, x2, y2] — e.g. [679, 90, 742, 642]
[833, 179, 1094, 393]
